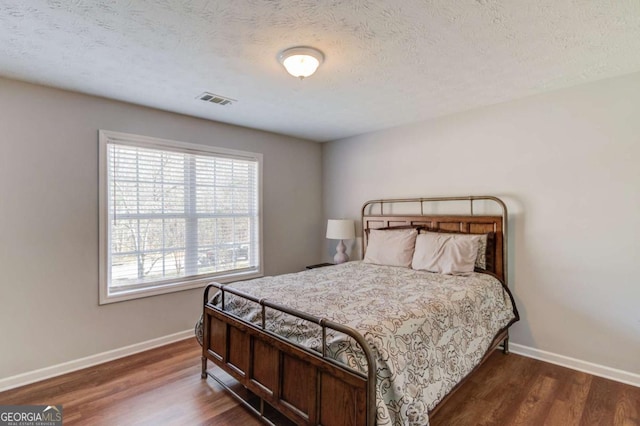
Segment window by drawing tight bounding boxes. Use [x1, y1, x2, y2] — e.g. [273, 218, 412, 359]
[99, 130, 262, 304]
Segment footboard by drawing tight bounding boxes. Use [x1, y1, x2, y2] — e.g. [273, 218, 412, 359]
[201, 283, 377, 426]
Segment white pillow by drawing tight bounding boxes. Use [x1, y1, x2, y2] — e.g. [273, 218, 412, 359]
[411, 232, 481, 274]
[364, 228, 418, 268]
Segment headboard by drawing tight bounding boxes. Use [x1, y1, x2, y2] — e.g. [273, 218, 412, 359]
[361, 196, 508, 284]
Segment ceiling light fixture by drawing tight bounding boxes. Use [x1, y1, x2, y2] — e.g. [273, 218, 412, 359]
[278, 46, 324, 79]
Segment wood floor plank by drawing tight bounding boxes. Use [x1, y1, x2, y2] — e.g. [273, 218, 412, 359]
[1, 338, 638, 426]
[614, 384, 640, 426]
[432, 353, 542, 426]
[508, 374, 559, 425]
[544, 371, 592, 426]
[579, 376, 620, 426]
[478, 354, 544, 425]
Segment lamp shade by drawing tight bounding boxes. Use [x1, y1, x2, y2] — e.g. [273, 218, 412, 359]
[326, 219, 355, 240]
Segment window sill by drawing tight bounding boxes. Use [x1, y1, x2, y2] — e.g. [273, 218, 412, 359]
[99, 271, 264, 305]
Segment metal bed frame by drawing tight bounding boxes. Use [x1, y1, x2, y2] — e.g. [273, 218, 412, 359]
[201, 283, 377, 425]
[201, 195, 512, 425]
[361, 195, 508, 284]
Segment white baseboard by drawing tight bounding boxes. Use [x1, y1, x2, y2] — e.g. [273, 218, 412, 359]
[0, 329, 194, 393]
[3, 333, 637, 393]
[510, 343, 640, 387]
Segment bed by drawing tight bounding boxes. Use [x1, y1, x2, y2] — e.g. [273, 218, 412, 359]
[196, 196, 519, 425]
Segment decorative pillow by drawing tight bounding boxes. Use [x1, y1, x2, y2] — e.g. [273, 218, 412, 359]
[364, 228, 418, 268]
[411, 232, 481, 274]
[473, 232, 496, 271]
[475, 233, 488, 269]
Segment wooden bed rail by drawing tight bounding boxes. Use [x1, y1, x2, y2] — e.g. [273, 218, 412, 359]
[202, 282, 378, 425]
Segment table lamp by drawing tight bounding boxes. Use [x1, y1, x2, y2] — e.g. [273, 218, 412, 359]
[326, 219, 355, 264]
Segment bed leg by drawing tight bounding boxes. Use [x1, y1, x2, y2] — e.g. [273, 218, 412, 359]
[201, 356, 207, 379]
[502, 337, 510, 354]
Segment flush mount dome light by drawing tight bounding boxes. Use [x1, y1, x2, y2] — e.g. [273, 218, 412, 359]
[278, 46, 324, 79]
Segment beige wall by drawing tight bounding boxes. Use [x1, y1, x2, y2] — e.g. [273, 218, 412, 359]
[0, 78, 322, 379]
[322, 72, 640, 375]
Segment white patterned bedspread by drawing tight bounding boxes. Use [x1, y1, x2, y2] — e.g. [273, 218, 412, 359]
[199, 261, 517, 426]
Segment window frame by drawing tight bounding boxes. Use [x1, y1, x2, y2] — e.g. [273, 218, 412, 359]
[98, 130, 263, 305]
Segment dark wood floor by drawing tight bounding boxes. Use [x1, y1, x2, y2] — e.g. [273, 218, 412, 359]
[1, 338, 638, 425]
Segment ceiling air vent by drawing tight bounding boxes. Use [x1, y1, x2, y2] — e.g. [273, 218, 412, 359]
[197, 92, 236, 106]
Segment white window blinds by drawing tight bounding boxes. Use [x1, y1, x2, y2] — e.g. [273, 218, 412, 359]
[99, 130, 262, 303]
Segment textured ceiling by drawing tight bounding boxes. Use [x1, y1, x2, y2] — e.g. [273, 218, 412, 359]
[1, 1, 640, 142]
